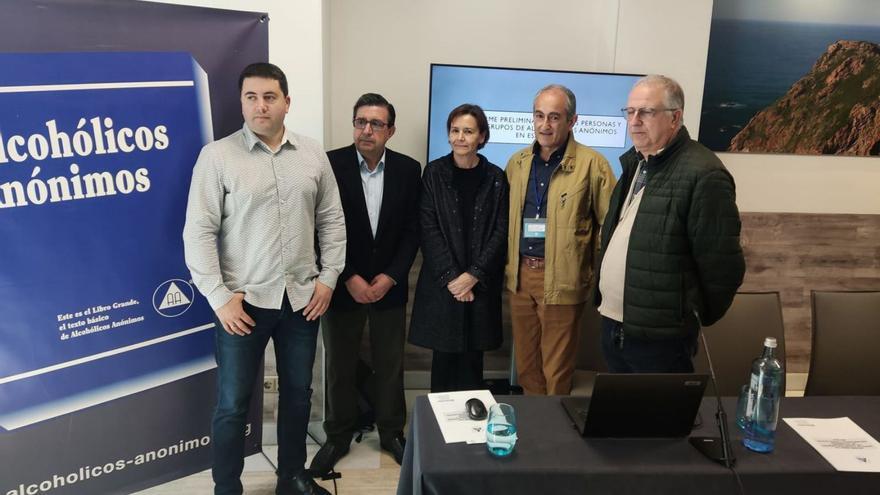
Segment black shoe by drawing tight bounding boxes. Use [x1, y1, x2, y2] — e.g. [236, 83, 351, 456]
[308, 440, 350, 476]
[380, 433, 406, 465]
[277, 471, 330, 495]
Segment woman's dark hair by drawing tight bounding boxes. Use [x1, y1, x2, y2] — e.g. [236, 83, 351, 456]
[446, 104, 490, 149]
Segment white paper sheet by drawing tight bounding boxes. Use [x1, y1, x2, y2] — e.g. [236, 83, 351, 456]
[427, 389, 497, 444]
[783, 417, 880, 472]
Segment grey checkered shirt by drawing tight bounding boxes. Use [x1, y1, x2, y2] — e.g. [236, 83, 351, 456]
[183, 124, 346, 311]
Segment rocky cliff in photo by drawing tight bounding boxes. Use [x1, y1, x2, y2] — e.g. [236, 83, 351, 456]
[728, 40, 880, 156]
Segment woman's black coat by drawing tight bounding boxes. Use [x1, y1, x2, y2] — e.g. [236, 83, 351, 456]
[408, 153, 509, 352]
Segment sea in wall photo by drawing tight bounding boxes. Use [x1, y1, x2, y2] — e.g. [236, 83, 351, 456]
[698, 18, 880, 156]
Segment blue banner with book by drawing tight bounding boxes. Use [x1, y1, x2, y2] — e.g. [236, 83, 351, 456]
[0, 2, 268, 493]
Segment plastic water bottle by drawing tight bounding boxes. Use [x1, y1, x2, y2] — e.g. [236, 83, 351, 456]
[743, 337, 784, 453]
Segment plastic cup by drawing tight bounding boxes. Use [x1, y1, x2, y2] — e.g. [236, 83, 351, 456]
[486, 403, 517, 457]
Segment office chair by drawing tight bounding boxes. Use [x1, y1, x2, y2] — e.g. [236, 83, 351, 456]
[694, 292, 786, 396]
[805, 290, 880, 396]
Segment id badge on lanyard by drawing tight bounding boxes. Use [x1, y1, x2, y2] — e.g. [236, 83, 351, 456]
[523, 218, 546, 238]
[526, 160, 552, 238]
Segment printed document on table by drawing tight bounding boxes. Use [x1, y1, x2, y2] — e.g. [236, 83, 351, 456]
[428, 389, 497, 444]
[784, 417, 880, 472]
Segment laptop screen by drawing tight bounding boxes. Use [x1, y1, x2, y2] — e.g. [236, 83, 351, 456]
[561, 373, 708, 438]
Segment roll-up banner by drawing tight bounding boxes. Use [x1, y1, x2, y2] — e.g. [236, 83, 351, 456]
[0, 2, 268, 494]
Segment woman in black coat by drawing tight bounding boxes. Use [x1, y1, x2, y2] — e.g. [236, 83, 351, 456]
[409, 104, 509, 392]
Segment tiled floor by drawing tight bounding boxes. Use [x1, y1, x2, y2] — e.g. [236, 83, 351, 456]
[134, 436, 397, 494]
[135, 390, 426, 495]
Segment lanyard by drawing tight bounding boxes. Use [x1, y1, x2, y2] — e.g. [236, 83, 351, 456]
[531, 161, 551, 219]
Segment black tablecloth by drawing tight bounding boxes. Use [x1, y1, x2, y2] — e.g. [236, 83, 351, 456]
[397, 395, 880, 495]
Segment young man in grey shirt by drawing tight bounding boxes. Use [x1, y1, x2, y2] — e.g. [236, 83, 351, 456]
[184, 62, 345, 495]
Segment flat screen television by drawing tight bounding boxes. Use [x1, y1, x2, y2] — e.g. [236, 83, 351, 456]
[427, 64, 643, 177]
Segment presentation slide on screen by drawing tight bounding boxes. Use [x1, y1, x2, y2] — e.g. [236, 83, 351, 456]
[0, 52, 216, 431]
[428, 64, 641, 177]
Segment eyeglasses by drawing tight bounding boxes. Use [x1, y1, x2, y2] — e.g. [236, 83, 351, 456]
[620, 107, 679, 119]
[353, 118, 390, 130]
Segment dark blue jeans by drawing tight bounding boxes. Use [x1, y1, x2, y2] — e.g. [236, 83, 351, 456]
[600, 316, 695, 373]
[212, 295, 318, 495]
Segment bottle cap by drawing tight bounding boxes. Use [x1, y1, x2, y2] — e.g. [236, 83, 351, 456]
[764, 337, 777, 348]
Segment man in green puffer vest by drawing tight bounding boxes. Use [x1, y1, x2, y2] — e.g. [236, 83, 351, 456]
[596, 75, 745, 373]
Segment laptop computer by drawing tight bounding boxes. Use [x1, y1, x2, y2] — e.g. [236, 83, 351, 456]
[560, 373, 708, 438]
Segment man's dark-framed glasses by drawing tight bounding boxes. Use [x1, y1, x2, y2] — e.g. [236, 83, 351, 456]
[353, 118, 390, 130]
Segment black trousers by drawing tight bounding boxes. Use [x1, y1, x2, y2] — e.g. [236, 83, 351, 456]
[430, 350, 484, 393]
[600, 316, 695, 373]
[321, 305, 406, 445]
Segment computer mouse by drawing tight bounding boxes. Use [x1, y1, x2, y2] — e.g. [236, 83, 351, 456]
[465, 398, 487, 420]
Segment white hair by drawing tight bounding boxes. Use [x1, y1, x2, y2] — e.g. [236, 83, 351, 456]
[633, 74, 685, 112]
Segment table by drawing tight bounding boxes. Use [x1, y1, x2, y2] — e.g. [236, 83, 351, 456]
[397, 395, 880, 495]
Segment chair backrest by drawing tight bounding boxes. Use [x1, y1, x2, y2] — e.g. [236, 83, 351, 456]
[693, 292, 786, 396]
[805, 290, 880, 396]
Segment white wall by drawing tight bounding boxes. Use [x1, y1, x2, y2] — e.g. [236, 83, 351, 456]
[327, 0, 879, 215]
[326, 0, 620, 157]
[160, 0, 878, 215]
[152, 0, 326, 144]
[613, 0, 714, 135]
[719, 152, 879, 214]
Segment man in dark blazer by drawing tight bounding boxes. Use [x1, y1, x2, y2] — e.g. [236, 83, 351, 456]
[310, 93, 421, 474]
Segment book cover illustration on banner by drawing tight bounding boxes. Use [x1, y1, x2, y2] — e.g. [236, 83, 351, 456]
[0, 51, 215, 432]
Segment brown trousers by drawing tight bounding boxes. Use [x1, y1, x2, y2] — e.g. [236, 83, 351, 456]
[510, 259, 584, 395]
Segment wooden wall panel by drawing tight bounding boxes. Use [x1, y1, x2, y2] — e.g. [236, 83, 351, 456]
[739, 213, 880, 372]
[401, 213, 880, 375]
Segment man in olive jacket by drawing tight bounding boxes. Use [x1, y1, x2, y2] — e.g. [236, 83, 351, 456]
[505, 84, 616, 395]
[596, 75, 745, 373]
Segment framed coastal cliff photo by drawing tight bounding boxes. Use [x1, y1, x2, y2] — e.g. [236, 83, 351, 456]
[699, 0, 880, 156]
